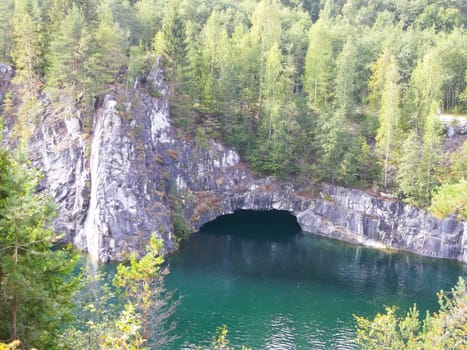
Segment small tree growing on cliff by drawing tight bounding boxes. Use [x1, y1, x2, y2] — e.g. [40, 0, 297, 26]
[154, 2, 187, 106]
[112, 235, 179, 348]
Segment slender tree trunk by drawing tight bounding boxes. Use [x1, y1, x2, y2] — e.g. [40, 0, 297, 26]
[11, 294, 18, 341]
[258, 35, 264, 114]
[314, 79, 317, 103]
[10, 226, 19, 341]
[425, 147, 433, 203]
[384, 122, 391, 188]
[142, 309, 149, 342]
[142, 287, 150, 343]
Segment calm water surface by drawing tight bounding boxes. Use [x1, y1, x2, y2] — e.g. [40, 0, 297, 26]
[161, 210, 466, 350]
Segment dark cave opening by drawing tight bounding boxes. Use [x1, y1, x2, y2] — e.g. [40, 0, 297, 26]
[198, 209, 301, 241]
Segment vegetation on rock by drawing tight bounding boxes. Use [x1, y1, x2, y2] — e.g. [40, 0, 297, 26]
[1, 0, 465, 214]
[0, 0, 466, 345]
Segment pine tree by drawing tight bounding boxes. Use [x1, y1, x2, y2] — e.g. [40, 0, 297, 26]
[0, 0, 14, 62]
[262, 43, 283, 141]
[313, 108, 350, 183]
[396, 131, 424, 204]
[47, 5, 91, 98]
[228, 24, 259, 116]
[368, 48, 391, 113]
[10, 0, 43, 143]
[0, 151, 79, 348]
[11, 0, 42, 91]
[156, 2, 188, 106]
[396, 105, 442, 208]
[86, 0, 128, 97]
[420, 102, 442, 204]
[134, 0, 164, 49]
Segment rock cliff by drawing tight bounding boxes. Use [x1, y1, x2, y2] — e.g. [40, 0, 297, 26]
[1, 62, 466, 263]
[0, 63, 14, 108]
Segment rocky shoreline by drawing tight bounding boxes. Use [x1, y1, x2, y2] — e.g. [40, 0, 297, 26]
[1, 62, 465, 263]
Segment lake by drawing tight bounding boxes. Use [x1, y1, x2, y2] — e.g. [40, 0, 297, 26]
[162, 210, 466, 349]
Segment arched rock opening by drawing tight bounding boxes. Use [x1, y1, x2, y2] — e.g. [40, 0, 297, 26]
[198, 209, 302, 241]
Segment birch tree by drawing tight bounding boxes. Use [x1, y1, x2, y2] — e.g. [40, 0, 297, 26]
[371, 50, 401, 188]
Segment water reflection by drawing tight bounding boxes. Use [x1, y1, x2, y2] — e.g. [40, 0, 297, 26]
[165, 210, 466, 350]
[264, 315, 296, 350]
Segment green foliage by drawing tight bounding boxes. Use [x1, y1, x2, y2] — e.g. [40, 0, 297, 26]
[445, 141, 467, 183]
[113, 235, 178, 348]
[126, 45, 149, 91]
[0, 340, 24, 350]
[0, 0, 14, 62]
[429, 179, 467, 220]
[168, 183, 192, 241]
[211, 325, 232, 350]
[134, 0, 165, 48]
[60, 235, 178, 349]
[311, 109, 380, 186]
[373, 50, 401, 188]
[58, 270, 120, 349]
[397, 104, 443, 207]
[304, 18, 336, 109]
[87, 1, 128, 96]
[438, 30, 467, 113]
[4, 0, 467, 205]
[407, 48, 443, 132]
[46, 5, 91, 98]
[196, 325, 251, 350]
[156, 2, 188, 106]
[173, 209, 191, 241]
[11, 0, 42, 89]
[335, 37, 359, 115]
[10, 0, 44, 144]
[99, 303, 148, 350]
[355, 277, 467, 349]
[0, 150, 79, 348]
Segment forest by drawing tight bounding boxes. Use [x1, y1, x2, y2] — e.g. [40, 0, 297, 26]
[0, 1, 466, 348]
[0, 150, 465, 349]
[0, 0, 466, 214]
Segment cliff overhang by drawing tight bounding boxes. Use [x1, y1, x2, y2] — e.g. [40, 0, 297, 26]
[1, 62, 466, 263]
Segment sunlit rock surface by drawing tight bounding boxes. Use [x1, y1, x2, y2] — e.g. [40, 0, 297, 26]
[1, 62, 465, 263]
[0, 63, 13, 107]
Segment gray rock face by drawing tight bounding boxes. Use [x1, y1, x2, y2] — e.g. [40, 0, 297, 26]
[27, 97, 90, 246]
[181, 172, 466, 263]
[1, 62, 466, 263]
[0, 63, 14, 108]
[438, 114, 467, 137]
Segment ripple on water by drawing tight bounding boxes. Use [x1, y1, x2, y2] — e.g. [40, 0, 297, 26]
[263, 314, 296, 349]
[159, 211, 466, 350]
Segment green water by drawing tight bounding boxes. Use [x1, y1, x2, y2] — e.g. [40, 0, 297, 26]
[162, 210, 466, 350]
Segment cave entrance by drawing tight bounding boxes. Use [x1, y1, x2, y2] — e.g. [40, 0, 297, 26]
[198, 210, 302, 241]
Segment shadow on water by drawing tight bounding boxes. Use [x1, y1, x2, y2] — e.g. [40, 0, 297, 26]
[199, 209, 301, 241]
[166, 209, 467, 349]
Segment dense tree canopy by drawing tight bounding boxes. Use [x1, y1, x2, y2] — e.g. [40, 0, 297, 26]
[0, 151, 79, 348]
[1, 0, 466, 212]
[0, 3, 465, 347]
